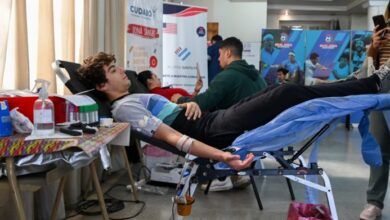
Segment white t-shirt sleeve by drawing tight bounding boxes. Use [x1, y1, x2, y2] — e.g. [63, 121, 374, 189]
[113, 101, 162, 137]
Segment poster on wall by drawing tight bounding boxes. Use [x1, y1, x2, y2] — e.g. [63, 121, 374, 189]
[243, 42, 260, 70]
[350, 31, 372, 73]
[260, 29, 305, 85]
[305, 30, 351, 85]
[126, 0, 162, 76]
[163, 3, 208, 92]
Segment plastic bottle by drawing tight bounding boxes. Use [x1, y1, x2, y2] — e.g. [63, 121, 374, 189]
[33, 79, 55, 136]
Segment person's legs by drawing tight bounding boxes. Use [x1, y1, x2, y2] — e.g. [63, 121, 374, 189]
[203, 75, 379, 148]
[366, 112, 390, 209]
[360, 111, 390, 219]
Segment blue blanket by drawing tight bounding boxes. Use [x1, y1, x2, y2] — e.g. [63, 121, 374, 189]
[216, 94, 390, 168]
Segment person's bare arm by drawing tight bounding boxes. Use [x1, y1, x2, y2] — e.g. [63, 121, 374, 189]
[152, 123, 254, 170]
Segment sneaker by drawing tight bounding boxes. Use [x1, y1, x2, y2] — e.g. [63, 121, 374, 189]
[348, 57, 377, 80]
[231, 175, 251, 189]
[201, 177, 233, 192]
[359, 204, 382, 220]
[374, 65, 390, 93]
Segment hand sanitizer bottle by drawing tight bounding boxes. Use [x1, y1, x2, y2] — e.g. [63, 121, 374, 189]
[33, 79, 55, 136]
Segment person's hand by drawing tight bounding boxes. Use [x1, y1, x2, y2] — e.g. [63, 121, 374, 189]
[171, 93, 183, 103]
[368, 26, 390, 56]
[194, 78, 203, 93]
[222, 152, 255, 170]
[177, 102, 202, 120]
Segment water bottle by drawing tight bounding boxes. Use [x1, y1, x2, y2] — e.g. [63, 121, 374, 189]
[33, 79, 55, 136]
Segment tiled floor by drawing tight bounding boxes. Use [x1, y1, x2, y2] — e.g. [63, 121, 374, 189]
[69, 125, 389, 220]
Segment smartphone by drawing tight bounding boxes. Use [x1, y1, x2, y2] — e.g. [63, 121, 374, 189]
[196, 63, 201, 81]
[373, 15, 388, 39]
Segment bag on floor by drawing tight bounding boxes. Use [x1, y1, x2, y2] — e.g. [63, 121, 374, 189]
[287, 202, 332, 220]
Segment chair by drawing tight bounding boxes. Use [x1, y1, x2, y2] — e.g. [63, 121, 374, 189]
[53, 60, 390, 220]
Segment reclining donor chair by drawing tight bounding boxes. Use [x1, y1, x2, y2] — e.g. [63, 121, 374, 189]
[53, 60, 390, 220]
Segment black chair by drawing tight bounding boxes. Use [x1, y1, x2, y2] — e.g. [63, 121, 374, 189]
[52, 60, 303, 212]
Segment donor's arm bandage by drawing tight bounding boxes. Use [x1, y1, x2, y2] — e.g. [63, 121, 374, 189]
[176, 135, 194, 153]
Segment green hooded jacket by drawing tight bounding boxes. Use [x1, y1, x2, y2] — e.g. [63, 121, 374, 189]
[177, 60, 267, 111]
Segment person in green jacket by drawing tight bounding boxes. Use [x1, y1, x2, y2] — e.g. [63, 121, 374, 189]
[172, 37, 267, 111]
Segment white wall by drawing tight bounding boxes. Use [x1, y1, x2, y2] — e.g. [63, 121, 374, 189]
[267, 13, 351, 30]
[350, 14, 368, 30]
[171, 0, 267, 42]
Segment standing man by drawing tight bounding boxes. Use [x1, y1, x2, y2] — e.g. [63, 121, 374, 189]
[208, 34, 223, 84]
[173, 37, 267, 111]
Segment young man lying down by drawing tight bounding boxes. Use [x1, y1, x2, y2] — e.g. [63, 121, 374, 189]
[78, 52, 390, 170]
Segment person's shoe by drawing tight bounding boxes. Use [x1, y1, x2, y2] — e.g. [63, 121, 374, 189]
[359, 204, 382, 220]
[201, 177, 233, 192]
[231, 175, 251, 189]
[374, 65, 390, 93]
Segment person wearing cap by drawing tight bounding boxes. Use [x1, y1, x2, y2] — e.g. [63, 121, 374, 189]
[261, 33, 280, 78]
[281, 51, 302, 80]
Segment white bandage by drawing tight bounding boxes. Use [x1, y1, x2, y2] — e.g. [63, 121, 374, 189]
[176, 135, 188, 150]
[176, 135, 193, 153]
[182, 137, 193, 153]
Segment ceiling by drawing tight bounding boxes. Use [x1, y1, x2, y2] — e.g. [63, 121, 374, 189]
[267, 0, 382, 15]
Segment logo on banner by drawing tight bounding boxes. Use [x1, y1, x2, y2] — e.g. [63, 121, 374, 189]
[280, 32, 288, 42]
[129, 5, 157, 19]
[163, 22, 177, 34]
[127, 24, 159, 39]
[320, 33, 338, 49]
[196, 26, 205, 37]
[275, 32, 292, 48]
[150, 56, 158, 68]
[175, 47, 191, 61]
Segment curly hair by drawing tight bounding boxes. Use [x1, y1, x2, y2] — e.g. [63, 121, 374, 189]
[78, 52, 116, 90]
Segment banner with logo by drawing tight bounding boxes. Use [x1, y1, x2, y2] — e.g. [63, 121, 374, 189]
[127, 0, 162, 76]
[162, 3, 208, 92]
[350, 31, 372, 73]
[305, 30, 351, 82]
[260, 29, 305, 85]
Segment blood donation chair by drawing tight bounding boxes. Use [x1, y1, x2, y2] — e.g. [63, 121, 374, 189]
[53, 60, 390, 220]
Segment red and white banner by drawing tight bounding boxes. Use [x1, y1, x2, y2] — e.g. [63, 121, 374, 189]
[127, 0, 162, 75]
[162, 3, 208, 92]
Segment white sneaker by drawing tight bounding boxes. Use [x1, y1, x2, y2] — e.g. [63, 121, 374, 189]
[201, 177, 233, 192]
[375, 65, 390, 93]
[359, 204, 382, 220]
[231, 175, 251, 189]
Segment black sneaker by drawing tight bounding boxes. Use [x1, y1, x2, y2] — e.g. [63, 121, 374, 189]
[375, 65, 390, 93]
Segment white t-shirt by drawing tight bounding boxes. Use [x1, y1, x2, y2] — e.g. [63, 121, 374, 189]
[111, 93, 181, 137]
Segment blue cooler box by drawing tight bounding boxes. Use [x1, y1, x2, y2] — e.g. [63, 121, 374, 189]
[0, 100, 12, 137]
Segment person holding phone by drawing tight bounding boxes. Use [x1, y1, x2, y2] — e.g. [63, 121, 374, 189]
[360, 3, 390, 220]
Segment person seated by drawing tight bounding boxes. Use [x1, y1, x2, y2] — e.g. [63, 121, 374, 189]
[174, 37, 267, 111]
[276, 67, 290, 85]
[77, 52, 390, 179]
[137, 70, 203, 103]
